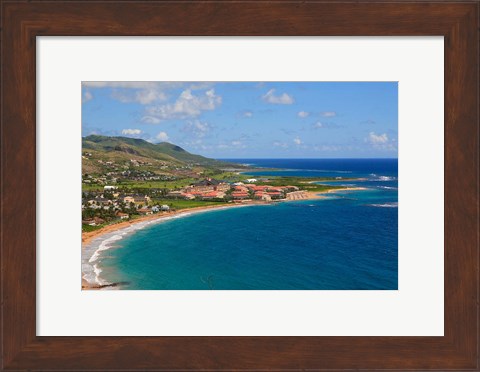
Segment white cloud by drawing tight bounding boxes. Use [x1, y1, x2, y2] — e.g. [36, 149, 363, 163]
[367, 132, 397, 152]
[83, 82, 160, 89]
[82, 91, 93, 104]
[368, 132, 389, 144]
[298, 111, 309, 118]
[141, 116, 161, 124]
[293, 137, 302, 145]
[182, 120, 213, 138]
[82, 82, 215, 106]
[321, 111, 337, 117]
[314, 145, 341, 152]
[156, 131, 169, 142]
[113, 89, 167, 105]
[262, 89, 294, 105]
[137, 90, 165, 105]
[243, 111, 253, 118]
[231, 141, 242, 146]
[121, 129, 142, 136]
[145, 89, 222, 121]
[313, 121, 340, 130]
[83, 81, 214, 90]
[273, 141, 288, 148]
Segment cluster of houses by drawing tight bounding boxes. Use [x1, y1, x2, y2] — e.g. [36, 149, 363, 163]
[82, 191, 171, 226]
[82, 152, 206, 185]
[167, 179, 231, 200]
[167, 178, 301, 202]
[82, 178, 306, 227]
[120, 169, 176, 182]
[230, 183, 300, 201]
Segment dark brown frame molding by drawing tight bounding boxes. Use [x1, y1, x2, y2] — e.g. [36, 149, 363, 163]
[1, 1, 479, 370]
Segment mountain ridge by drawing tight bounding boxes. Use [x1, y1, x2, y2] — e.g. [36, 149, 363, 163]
[82, 135, 238, 176]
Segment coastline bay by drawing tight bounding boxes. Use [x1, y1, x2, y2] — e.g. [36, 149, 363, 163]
[83, 159, 398, 290]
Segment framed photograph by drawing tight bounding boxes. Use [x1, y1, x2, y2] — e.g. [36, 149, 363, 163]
[80, 81, 399, 292]
[1, 1, 478, 370]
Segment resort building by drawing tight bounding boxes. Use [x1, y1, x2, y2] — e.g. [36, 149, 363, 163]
[267, 191, 283, 199]
[138, 208, 153, 215]
[88, 197, 112, 206]
[201, 191, 226, 200]
[254, 192, 273, 202]
[187, 178, 230, 193]
[168, 190, 196, 200]
[267, 187, 285, 193]
[123, 195, 151, 205]
[251, 185, 269, 192]
[115, 211, 129, 219]
[232, 192, 250, 200]
[233, 185, 249, 193]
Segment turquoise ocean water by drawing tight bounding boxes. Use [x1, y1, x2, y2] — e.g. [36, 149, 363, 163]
[85, 159, 398, 290]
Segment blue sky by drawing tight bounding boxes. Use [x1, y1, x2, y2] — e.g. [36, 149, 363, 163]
[82, 82, 397, 159]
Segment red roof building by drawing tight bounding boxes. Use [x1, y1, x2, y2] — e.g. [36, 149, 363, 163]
[252, 186, 269, 191]
[268, 187, 285, 192]
[232, 192, 249, 199]
[267, 192, 282, 196]
[234, 185, 249, 192]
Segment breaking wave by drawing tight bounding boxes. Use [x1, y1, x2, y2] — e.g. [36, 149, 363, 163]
[369, 202, 398, 208]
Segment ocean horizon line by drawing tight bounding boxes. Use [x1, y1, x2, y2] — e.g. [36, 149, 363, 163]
[218, 157, 398, 160]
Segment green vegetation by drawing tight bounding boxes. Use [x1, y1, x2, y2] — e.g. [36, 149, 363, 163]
[82, 179, 198, 192]
[252, 176, 344, 192]
[81, 135, 252, 193]
[82, 224, 105, 233]
[81, 135, 361, 232]
[151, 199, 228, 210]
[303, 184, 344, 192]
[82, 135, 243, 173]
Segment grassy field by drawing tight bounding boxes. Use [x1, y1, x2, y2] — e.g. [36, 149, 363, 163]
[82, 224, 105, 233]
[82, 177, 349, 194]
[82, 178, 196, 192]
[302, 184, 344, 192]
[151, 199, 228, 210]
[252, 176, 345, 192]
[81, 172, 253, 192]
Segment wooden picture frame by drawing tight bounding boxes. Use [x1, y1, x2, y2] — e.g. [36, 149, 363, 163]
[1, 1, 478, 370]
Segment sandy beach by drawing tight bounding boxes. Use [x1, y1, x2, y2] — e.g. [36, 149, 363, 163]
[82, 188, 369, 246]
[81, 202, 263, 289]
[82, 202, 264, 246]
[327, 187, 367, 192]
[81, 187, 367, 289]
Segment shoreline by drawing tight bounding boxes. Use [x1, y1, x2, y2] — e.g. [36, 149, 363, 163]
[81, 187, 367, 290]
[82, 202, 267, 246]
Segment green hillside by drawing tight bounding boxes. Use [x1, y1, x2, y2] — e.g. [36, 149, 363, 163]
[81, 135, 242, 180]
[83, 135, 233, 165]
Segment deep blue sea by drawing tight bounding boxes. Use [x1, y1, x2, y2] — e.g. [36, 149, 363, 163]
[91, 159, 398, 290]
